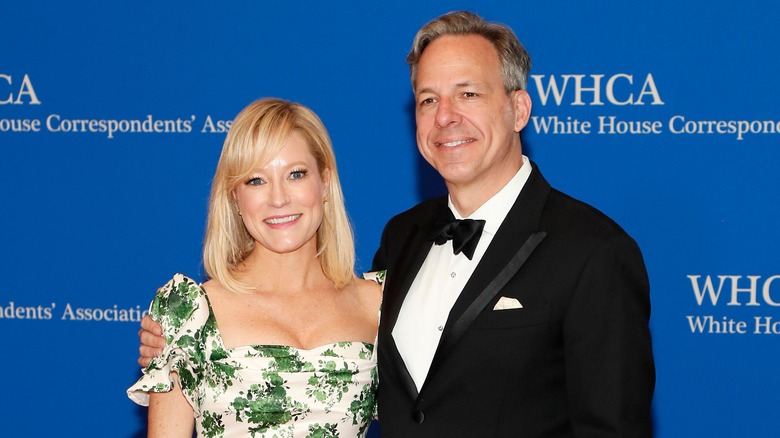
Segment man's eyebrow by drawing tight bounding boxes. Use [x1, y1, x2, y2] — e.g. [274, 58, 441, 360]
[415, 81, 482, 96]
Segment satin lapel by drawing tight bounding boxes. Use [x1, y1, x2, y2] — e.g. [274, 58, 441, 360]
[436, 231, 546, 359]
[424, 163, 552, 383]
[379, 211, 439, 399]
[377, 330, 419, 398]
[380, 223, 434, 332]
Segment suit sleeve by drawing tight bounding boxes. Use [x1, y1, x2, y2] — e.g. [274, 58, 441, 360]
[563, 233, 655, 437]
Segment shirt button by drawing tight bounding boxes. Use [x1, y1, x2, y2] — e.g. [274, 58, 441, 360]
[450, 272, 456, 278]
[437, 325, 444, 331]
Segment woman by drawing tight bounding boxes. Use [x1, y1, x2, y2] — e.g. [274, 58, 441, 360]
[128, 98, 382, 437]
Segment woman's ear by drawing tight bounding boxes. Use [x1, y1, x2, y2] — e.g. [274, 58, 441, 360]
[322, 168, 331, 200]
[232, 190, 243, 216]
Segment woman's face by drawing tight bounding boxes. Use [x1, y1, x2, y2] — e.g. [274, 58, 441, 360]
[233, 131, 329, 256]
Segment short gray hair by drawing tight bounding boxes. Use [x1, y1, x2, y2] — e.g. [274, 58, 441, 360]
[406, 10, 531, 92]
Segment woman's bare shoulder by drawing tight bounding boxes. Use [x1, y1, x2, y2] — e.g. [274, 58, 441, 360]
[349, 277, 382, 310]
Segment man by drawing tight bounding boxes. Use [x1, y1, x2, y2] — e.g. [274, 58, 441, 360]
[370, 11, 654, 437]
[140, 11, 655, 436]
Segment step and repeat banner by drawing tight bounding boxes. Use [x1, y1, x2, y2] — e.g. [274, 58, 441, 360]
[2, 1, 778, 436]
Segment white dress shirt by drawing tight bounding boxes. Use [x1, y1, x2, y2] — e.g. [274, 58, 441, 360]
[392, 156, 533, 390]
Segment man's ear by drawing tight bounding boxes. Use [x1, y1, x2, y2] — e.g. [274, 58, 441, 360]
[512, 89, 533, 132]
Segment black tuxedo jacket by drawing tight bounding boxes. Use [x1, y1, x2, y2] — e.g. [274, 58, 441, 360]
[372, 162, 654, 437]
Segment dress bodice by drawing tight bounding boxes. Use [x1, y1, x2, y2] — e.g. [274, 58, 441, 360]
[128, 274, 377, 437]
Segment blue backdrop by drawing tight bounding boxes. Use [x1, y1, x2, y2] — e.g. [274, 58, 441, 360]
[2, 1, 778, 436]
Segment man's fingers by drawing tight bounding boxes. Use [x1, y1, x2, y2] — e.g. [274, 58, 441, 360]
[140, 314, 162, 336]
[138, 344, 162, 366]
[140, 328, 166, 349]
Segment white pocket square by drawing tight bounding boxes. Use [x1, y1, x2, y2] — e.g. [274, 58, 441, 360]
[493, 296, 523, 310]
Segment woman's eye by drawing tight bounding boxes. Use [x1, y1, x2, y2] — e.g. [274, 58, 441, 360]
[290, 170, 308, 180]
[246, 177, 265, 186]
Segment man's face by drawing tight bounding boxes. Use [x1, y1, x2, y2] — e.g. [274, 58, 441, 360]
[414, 34, 531, 196]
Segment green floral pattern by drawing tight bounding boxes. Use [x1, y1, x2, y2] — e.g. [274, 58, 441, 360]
[128, 273, 378, 437]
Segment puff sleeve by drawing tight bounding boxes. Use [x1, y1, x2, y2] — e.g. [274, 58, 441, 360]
[127, 273, 209, 413]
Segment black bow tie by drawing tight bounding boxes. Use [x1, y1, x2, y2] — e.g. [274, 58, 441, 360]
[429, 209, 486, 260]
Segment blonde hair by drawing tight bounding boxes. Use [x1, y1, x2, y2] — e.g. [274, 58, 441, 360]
[203, 98, 356, 291]
[406, 10, 531, 92]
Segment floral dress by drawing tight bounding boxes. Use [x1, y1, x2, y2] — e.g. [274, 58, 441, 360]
[127, 273, 380, 437]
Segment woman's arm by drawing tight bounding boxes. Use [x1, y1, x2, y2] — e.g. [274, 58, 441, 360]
[148, 374, 194, 437]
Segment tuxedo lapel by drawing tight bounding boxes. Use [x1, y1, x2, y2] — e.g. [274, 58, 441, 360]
[424, 163, 552, 383]
[434, 232, 546, 360]
[381, 220, 435, 331]
[379, 201, 443, 398]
